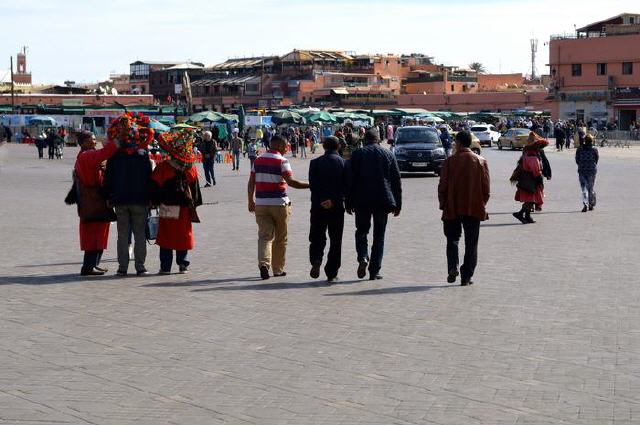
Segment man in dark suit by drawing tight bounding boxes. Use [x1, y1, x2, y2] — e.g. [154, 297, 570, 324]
[346, 130, 402, 281]
[308, 136, 347, 282]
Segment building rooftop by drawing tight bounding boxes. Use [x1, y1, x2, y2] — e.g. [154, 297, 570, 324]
[576, 13, 640, 33]
[208, 57, 277, 70]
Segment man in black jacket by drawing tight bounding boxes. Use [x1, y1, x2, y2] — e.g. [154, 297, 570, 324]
[346, 130, 402, 280]
[200, 131, 217, 187]
[104, 150, 153, 276]
[308, 136, 347, 282]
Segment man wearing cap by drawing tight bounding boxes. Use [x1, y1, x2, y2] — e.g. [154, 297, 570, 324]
[230, 128, 243, 171]
[248, 135, 309, 280]
[308, 136, 347, 282]
[346, 129, 402, 281]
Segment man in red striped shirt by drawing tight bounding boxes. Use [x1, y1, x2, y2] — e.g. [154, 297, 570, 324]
[248, 135, 309, 280]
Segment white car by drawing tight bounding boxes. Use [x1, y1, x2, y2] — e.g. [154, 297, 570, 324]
[470, 124, 501, 147]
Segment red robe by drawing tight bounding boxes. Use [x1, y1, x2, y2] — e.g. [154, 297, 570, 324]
[151, 161, 198, 251]
[515, 153, 544, 205]
[74, 143, 118, 251]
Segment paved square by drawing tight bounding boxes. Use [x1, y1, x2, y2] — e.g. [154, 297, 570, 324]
[1, 142, 640, 424]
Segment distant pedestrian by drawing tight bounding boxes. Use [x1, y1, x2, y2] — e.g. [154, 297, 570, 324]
[438, 130, 490, 286]
[248, 135, 309, 280]
[439, 125, 453, 157]
[512, 134, 548, 224]
[201, 130, 217, 187]
[3, 125, 12, 143]
[346, 129, 402, 281]
[246, 138, 258, 169]
[575, 134, 599, 212]
[554, 124, 565, 151]
[230, 128, 243, 171]
[308, 136, 347, 282]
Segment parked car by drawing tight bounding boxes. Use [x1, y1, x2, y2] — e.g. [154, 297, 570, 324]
[392, 126, 446, 174]
[497, 128, 531, 150]
[470, 124, 501, 147]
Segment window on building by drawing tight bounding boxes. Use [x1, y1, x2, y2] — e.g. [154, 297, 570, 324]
[571, 64, 582, 77]
[597, 63, 607, 75]
[623, 62, 633, 75]
[451, 84, 454, 91]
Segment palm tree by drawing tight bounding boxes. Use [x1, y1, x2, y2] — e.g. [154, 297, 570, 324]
[468, 62, 487, 74]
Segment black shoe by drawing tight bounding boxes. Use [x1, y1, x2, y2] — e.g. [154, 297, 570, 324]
[80, 268, 105, 276]
[158, 270, 171, 275]
[259, 266, 270, 280]
[310, 263, 321, 279]
[327, 276, 338, 284]
[512, 211, 526, 224]
[136, 269, 149, 276]
[589, 205, 594, 211]
[116, 269, 127, 276]
[447, 270, 459, 283]
[273, 271, 287, 277]
[524, 216, 536, 224]
[581, 204, 588, 213]
[357, 260, 368, 279]
[178, 265, 189, 274]
[203, 183, 212, 188]
[369, 273, 383, 281]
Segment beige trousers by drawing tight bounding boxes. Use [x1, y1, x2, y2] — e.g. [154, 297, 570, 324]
[255, 204, 291, 274]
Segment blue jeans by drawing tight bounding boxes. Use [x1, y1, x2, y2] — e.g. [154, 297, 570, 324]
[232, 150, 240, 170]
[202, 157, 215, 184]
[579, 173, 596, 207]
[159, 248, 189, 272]
[355, 209, 389, 275]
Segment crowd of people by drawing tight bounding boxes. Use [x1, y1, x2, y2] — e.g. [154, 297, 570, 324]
[64, 110, 601, 286]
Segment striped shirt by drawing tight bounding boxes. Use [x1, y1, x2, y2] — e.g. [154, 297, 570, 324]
[252, 150, 292, 206]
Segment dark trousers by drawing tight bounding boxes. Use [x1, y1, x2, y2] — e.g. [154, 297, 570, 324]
[82, 250, 103, 272]
[202, 158, 215, 184]
[309, 206, 344, 278]
[37, 146, 44, 158]
[443, 216, 480, 282]
[355, 209, 389, 274]
[48, 145, 54, 159]
[556, 139, 564, 151]
[160, 248, 189, 272]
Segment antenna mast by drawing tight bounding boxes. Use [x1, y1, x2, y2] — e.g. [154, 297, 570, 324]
[530, 39, 538, 81]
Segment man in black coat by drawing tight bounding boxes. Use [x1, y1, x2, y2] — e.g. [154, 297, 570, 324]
[346, 130, 402, 280]
[103, 150, 153, 276]
[308, 136, 347, 282]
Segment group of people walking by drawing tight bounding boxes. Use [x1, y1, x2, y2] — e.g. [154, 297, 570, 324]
[246, 129, 490, 286]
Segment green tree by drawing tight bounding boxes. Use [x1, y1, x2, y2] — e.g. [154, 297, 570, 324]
[468, 62, 487, 74]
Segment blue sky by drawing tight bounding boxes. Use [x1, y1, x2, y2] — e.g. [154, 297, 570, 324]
[0, 0, 632, 84]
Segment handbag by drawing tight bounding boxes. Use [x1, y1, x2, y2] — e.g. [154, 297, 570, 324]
[516, 170, 537, 193]
[146, 209, 159, 242]
[159, 204, 181, 219]
[77, 182, 116, 222]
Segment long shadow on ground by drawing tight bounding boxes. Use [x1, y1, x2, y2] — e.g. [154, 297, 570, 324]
[324, 284, 458, 296]
[191, 279, 361, 292]
[0, 273, 118, 285]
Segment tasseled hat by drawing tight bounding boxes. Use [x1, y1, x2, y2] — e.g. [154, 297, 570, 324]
[107, 112, 154, 154]
[524, 131, 549, 151]
[158, 128, 197, 168]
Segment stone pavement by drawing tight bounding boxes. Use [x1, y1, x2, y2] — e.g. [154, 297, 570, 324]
[1, 142, 640, 425]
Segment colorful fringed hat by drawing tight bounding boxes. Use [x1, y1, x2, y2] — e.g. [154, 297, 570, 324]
[524, 131, 549, 151]
[158, 128, 197, 167]
[107, 112, 155, 153]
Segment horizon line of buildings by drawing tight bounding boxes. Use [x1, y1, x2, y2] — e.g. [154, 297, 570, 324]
[2, 12, 640, 127]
